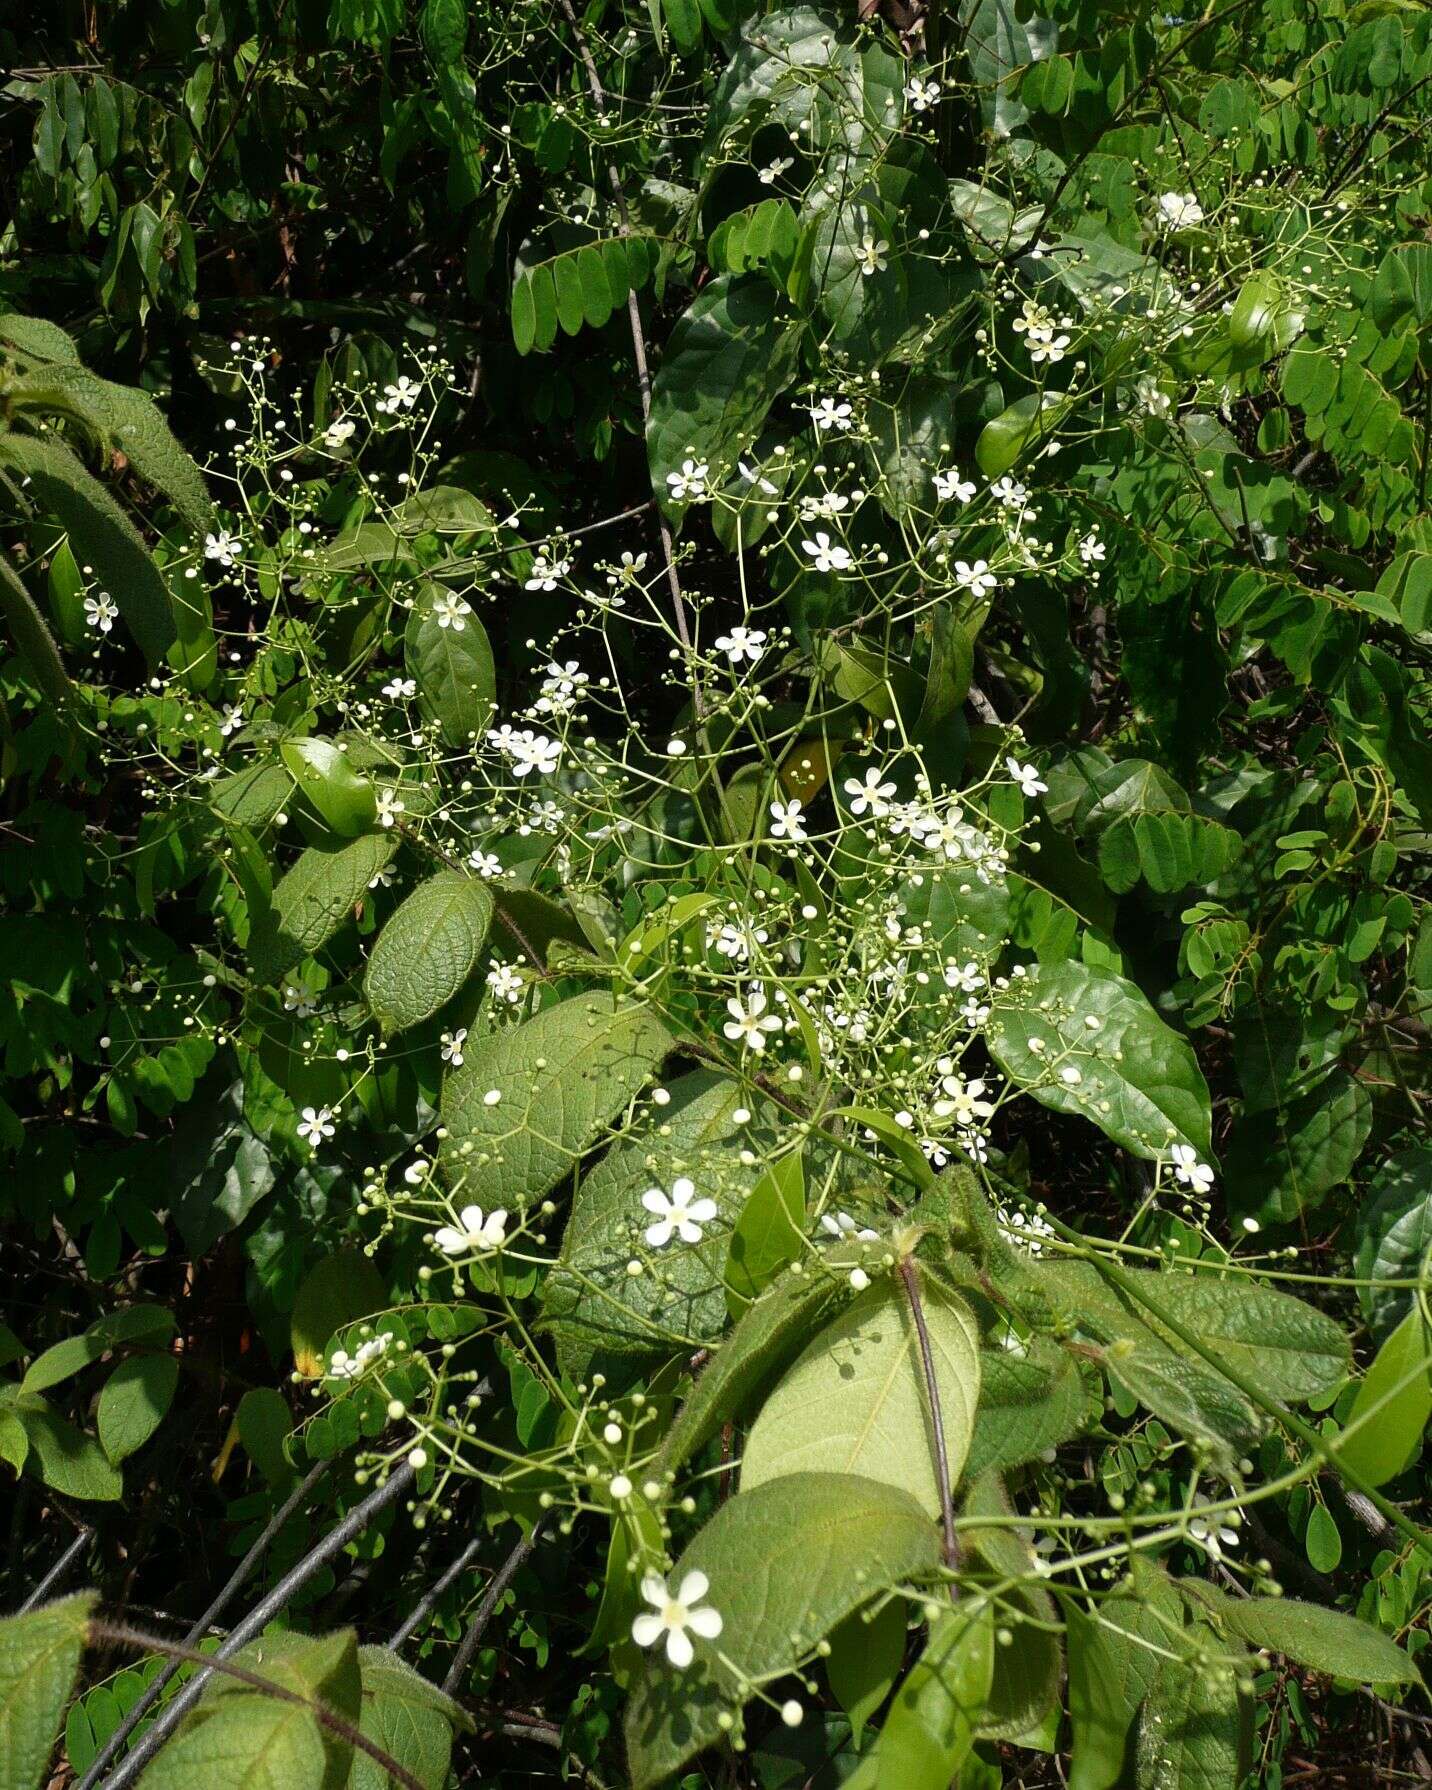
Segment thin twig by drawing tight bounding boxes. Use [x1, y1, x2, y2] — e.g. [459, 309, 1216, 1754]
[17, 1526, 91, 1614]
[442, 1518, 545, 1696]
[89, 1620, 425, 1790]
[388, 1533, 485, 1649]
[897, 1257, 959, 1572]
[75, 1460, 328, 1790]
[102, 1462, 415, 1790]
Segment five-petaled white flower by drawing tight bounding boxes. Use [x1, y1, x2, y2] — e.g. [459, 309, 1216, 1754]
[1158, 191, 1204, 230]
[323, 416, 356, 450]
[383, 375, 420, 410]
[844, 767, 897, 817]
[666, 459, 709, 502]
[382, 677, 417, 699]
[487, 961, 524, 1003]
[204, 530, 239, 568]
[84, 593, 119, 634]
[607, 550, 648, 586]
[757, 156, 794, 185]
[934, 469, 976, 505]
[642, 1177, 718, 1248]
[1170, 1143, 1215, 1195]
[525, 553, 572, 592]
[990, 476, 1028, 508]
[723, 989, 783, 1053]
[218, 702, 244, 736]
[440, 1028, 468, 1066]
[713, 625, 767, 666]
[933, 1074, 996, 1127]
[283, 979, 320, 1018]
[468, 849, 504, 879]
[511, 732, 562, 777]
[856, 232, 889, 277]
[432, 592, 472, 631]
[768, 799, 808, 843]
[1078, 532, 1106, 564]
[631, 1571, 723, 1668]
[1006, 756, 1048, 798]
[376, 788, 406, 827]
[434, 1204, 508, 1255]
[1189, 1500, 1239, 1560]
[802, 532, 852, 574]
[298, 1105, 335, 1148]
[954, 559, 998, 598]
[905, 77, 941, 111]
[810, 396, 854, 433]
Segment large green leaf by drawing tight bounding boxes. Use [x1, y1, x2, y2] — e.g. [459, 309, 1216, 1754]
[624, 1473, 942, 1789]
[280, 739, 378, 838]
[22, 1305, 174, 1395]
[0, 550, 73, 715]
[363, 871, 494, 1034]
[0, 1592, 95, 1790]
[1222, 1068, 1372, 1225]
[740, 1275, 981, 1519]
[1066, 1565, 1184, 1790]
[1134, 1628, 1249, 1790]
[1354, 1142, 1432, 1339]
[647, 276, 800, 518]
[440, 995, 671, 1207]
[0, 1390, 122, 1501]
[988, 961, 1213, 1158]
[348, 1646, 471, 1790]
[97, 1353, 179, 1463]
[1181, 1583, 1417, 1685]
[965, 1339, 1090, 1477]
[0, 433, 177, 662]
[1336, 1307, 1432, 1488]
[404, 584, 496, 747]
[842, 1601, 994, 1790]
[249, 834, 398, 986]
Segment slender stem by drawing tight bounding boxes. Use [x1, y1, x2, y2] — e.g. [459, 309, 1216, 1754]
[74, 1460, 328, 1790]
[388, 1533, 484, 1649]
[17, 1526, 91, 1614]
[897, 1257, 959, 1572]
[441, 1517, 545, 1696]
[102, 1462, 415, 1790]
[88, 1620, 425, 1790]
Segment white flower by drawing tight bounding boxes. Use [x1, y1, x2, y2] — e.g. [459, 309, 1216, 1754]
[440, 1027, 468, 1066]
[432, 592, 472, 630]
[525, 553, 572, 592]
[1030, 331, 1071, 365]
[933, 469, 976, 505]
[1135, 375, 1172, 418]
[800, 490, 850, 520]
[997, 1204, 1056, 1255]
[943, 960, 985, 994]
[843, 767, 896, 818]
[723, 989, 783, 1053]
[487, 961, 524, 1003]
[1158, 191, 1204, 230]
[641, 1177, 718, 1248]
[323, 416, 356, 450]
[606, 550, 648, 586]
[1170, 1143, 1215, 1196]
[666, 459, 709, 502]
[1077, 532, 1106, 565]
[631, 1571, 722, 1669]
[204, 530, 239, 568]
[711, 921, 767, 961]
[954, 559, 998, 598]
[510, 731, 562, 778]
[801, 532, 852, 574]
[328, 1331, 392, 1379]
[467, 849, 503, 878]
[713, 625, 767, 667]
[905, 77, 941, 111]
[739, 458, 780, 496]
[768, 799, 808, 843]
[369, 864, 396, 889]
[376, 788, 406, 828]
[1189, 1501, 1239, 1560]
[1006, 756, 1048, 798]
[383, 374, 420, 410]
[537, 660, 588, 714]
[810, 396, 854, 433]
[434, 1204, 508, 1255]
[298, 1105, 335, 1148]
[382, 677, 417, 699]
[757, 155, 794, 185]
[821, 1211, 879, 1241]
[283, 979, 320, 1018]
[989, 476, 1028, 509]
[84, 592, 119, 633]
[856, 232, 888, 277]
[933, 1073, 995, 1127]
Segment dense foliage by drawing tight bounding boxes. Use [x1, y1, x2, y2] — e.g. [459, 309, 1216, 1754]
[2, 0, 1431, 1785]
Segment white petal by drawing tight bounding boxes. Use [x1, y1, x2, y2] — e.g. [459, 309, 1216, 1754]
[675, 1220, 704, 1244]
[459, 1206, 485, 1232]
[645, 1221, 674, 1248]
[688, 1199, 719, 1222]
[640, 1574, 669, 1607]
[687, 1605, 723, 1639]
[642, 1188, 671, 1215]
[671, 1177, 695, 1200]
[678, 1570, 709, 1603]
[665, 1626, 694, 1669]
[434, 1228, 465, 1255]
[631, 1613, 664, 1648]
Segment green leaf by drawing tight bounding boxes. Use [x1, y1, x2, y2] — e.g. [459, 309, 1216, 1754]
[988, 961, 1213, 1159]
[236, 1387, 295, 1489]
[143, 1628, 361, 1790]
[364, 871, 494, 1034]
[281, 739, 378, 837]
[826, 1598, 907, 1745]
[249, 834, 398, 986]
[966, 1340, 1091, 1477]
[2, 1393, 123, 1501]
[0, 433, 176, 662]
[349, 1646, 471, 1790]
[169, 1078, 277, 1258]
[1223, 1068, 1372, 1226]
[1066, 1566, 1185, 1790]
[97, 1353, 178, 1463]
[0, 1592, 95, 1790]
[1181, 1583, 1417, 1685]
[843, 1600, 994, 1790]
[440, 994, 671, 1208]
[0, 550, 73, 717]
[740, 1274, 981, 1520]
[403, 586, 496, 748]
[0, 311, 82, 365]
[1355, 1143, 1432, 1339]
[959, 0, 1040, 135]
[658, 1264, 847, 1477]
[542, 1071, 757, 1377]
[22, 1306, 175, 1394]
[976, 392, 1069, 479]
[1104, 1333, 1261, 1453]
[1337, 1307, 1432, 1488]
[724, 1146, 805, 1314]
[1134, 1630, 1248, 1790]
[962, 1473, 1061, 1740]
[291, 1250, 388, 1379]
[1304, 1502, 1343, 1573]
[647, 276, 800, 518]
[624, 1473, 942, 1789]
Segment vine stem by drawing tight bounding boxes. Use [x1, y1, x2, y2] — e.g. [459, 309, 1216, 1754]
[18, 1525, 91, 1614]
[554, 0, 700, 684]
[73, 1460, 328, 1790]
[897, 1256, 960, 1575]
[88, 1620, 425, 1790]
[102, 1461, 416, 1790]
[441, 1516, 546, 1696]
